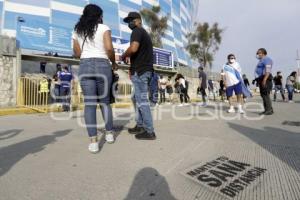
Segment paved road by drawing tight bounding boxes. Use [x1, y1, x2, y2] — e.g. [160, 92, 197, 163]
[0, 96, 299, 200]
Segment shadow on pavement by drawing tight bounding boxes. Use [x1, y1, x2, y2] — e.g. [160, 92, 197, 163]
[228, 123, 300, 172]
[124, 167, 177, 200]
[0, 129, 72, 177]
[282, 121, 300, 126]
[0, 129, 23, 140]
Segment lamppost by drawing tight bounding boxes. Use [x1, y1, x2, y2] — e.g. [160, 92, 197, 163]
[16, 16, 25, 34]
[296, 50, 300, 90]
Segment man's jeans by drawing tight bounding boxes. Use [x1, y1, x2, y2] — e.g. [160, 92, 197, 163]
[274, 85, 285, 101]
[159, 88, 166, 103]
[79, 58, 113, 137]
[131, 71, 154, 134]
[61, 87, 70, 111]
[286, 85, 294, 101]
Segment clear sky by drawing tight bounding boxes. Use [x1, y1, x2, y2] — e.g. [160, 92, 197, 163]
[196, 0, 300, 80]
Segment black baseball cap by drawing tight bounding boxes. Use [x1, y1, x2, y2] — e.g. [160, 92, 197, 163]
[123, 12, 141, 23]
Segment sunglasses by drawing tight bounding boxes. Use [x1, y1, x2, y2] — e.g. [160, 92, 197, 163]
[229, 57, 235, 59]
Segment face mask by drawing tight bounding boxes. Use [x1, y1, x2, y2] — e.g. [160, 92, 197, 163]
[128, 21, 136, 30]
[229, 59, 235, 63]
[256, 55, 261, 60]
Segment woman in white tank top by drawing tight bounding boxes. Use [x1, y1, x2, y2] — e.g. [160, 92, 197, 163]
[72, 4, 118, 153]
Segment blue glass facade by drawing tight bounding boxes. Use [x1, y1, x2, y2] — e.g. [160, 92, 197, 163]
[0, 0, 198, 65]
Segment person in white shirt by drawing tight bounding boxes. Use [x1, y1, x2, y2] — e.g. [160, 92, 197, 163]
[159, 75, 167, 104]
[73, 4, 118, 153]
[223, 54, 244, 114]
[175, 74, 188, 106]
[166, 76, 174, 104]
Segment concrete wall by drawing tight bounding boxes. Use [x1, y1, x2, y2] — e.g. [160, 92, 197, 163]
[0, 36, 20, 108]
[0, 55, 19, 107]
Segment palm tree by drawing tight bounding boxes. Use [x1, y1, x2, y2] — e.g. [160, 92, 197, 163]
[140, 6, 168, 48]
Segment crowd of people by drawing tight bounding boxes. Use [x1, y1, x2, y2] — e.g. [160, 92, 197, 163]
[69, 4, 298, 153]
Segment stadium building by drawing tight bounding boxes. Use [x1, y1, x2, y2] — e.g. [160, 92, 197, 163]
[0, 0, 199, 66]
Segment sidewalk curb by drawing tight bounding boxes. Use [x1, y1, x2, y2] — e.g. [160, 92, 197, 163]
[0, 103, 133, 116]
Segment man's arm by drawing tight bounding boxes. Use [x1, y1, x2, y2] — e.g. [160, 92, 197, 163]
[262, 64, 272, 87]
[199, 78, 203, 88]
[122, 29, 141, 59]
[123, 41, 140, 58]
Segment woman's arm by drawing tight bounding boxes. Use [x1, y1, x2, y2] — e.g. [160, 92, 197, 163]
[103, 30, 118, 70]
[73, 39, 81, 58]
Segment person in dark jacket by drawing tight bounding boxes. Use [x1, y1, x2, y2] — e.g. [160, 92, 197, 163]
[59, 66, 73, 112]
[273, 71, 286, 101]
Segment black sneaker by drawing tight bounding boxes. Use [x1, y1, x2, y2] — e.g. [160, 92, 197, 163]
[259, 111, 266, 115]
[135, 131, 156, 140]
[128, 125, 145, 134]
[263, 110, 274, 115]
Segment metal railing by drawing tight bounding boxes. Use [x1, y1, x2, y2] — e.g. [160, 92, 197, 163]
[17, 76, 133, 113]
[17, 77, 50, 113]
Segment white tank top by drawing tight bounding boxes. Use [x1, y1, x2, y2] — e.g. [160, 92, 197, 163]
[72, 24, 111, 59]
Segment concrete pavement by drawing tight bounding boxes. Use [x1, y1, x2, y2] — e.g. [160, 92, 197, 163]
[0, 96, 299, 200]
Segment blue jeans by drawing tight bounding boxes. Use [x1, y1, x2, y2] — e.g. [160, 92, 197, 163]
[274, 85, 285, 101]
[286, 85, 294, 101]
[131, 71, 154, 133]
[61, 87, 70, 111]
[54, 85, 61, 103]
[79, 58, 113, 137]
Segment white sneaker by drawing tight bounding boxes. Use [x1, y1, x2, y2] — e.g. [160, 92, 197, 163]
[237, 105, 244, 114]
[288, 100, 294, 103]
[88, 142, 99, 153]
[178, 104, 184, 107]
[105, 131, 115, 144]
[227, 107, 235, 113]
[239, 109, 245, 114]
[184, 103, 189, 106]
[201, 103, 207, 107]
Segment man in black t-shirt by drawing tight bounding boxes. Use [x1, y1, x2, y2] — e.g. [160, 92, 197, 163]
[273, 71, 286, 101]
[122, 12, 156, 140]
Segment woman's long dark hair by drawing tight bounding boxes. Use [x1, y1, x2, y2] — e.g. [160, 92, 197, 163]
[74, 4, 103, 40]
[290, 71, 297, 78]
[175, 73, 184, 81]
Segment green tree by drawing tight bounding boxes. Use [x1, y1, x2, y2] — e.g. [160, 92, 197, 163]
[186, 22, 223, 69]
[140, 6, 168, 48]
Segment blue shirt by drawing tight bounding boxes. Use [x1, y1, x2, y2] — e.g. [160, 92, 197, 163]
[255, 56, 273, 77]
[59, 71, 73, 88]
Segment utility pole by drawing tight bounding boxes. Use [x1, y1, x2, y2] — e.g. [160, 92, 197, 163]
[296, 50, 300, 90]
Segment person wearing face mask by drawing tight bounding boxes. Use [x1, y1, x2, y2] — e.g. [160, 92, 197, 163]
[121, 12, 156, 140]
[255, 48, 274, 115]
[222, 54, 245, 114]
